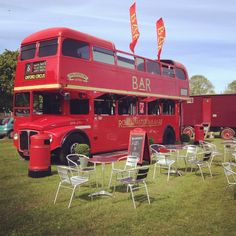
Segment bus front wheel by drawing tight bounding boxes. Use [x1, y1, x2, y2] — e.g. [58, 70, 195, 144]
[59, 133, 86, 164]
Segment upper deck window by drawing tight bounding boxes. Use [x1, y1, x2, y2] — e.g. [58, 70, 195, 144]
[117, 53, 135, 69]
[162, 65, 175, 78]
[136, 57, 145, 71]
[20, 43, 36, 60]
[93, 47, 115, 65]
[146, 60, 160, 75]
[175, 67, 186, 80]
[62, 38, 90, 60]
[39, 39, 58, 57]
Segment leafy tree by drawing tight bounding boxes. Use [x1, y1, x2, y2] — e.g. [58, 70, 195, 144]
[224, 80, 236, 94]
[189, 75, 215, 95]
[0, 50, 18, 113]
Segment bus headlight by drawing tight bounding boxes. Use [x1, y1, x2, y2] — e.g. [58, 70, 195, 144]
[13, 132, 19, 140]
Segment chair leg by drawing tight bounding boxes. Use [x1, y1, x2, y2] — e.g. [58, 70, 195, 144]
[129, 185, 136, 209]
[54, 183, 61, 204]
[207, 163, 213, 178]
[108, 170, 113, 188]
[153, 164, 157, 179]
[198, 165, 205, 181]
[144, 182, 151, 205]
[167, 166, 171, 181]
[68, 186, 76, 208]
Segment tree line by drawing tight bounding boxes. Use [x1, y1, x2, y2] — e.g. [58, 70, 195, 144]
[0, 49, 235, 113]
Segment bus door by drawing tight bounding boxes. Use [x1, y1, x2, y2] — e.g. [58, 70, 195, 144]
[93, 98, 118, 152]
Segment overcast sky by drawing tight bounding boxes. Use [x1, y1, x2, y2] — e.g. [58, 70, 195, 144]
[0, 0, 235, 93]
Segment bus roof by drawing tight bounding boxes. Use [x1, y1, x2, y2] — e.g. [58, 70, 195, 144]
[21, 27, 116, 50]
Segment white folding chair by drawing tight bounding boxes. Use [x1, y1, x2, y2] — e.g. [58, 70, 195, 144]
[54, 166, 89, 208]
[66, 154, 97, 187]
[108, 155, 139, 188]
[114, 166, 151, 209]
[222, 162, 236, 198]
[179, 145, 198, 172]
[150, 144, 176, 182]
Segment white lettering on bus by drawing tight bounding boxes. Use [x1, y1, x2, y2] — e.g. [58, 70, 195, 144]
[132, 76, 151, 92]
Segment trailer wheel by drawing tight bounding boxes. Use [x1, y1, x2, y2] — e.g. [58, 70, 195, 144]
[220, 128, 235, 140]
[59, 133, 86, 164]
[163, 127, 176, 145]
[182, 126, 194, 139]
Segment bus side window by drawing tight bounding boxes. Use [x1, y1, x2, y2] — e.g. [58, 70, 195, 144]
[135, 57, 145, 71]
[148, 100, 161, 115]
[118, 97, 136, 115]
[94, 100, 115, 115]
[62, 38, 90, 60]
[162, 65, 175, 78]
[70, 99, 89, 114]
[146, 60, 161, 75]
[163, 100, 175, 115]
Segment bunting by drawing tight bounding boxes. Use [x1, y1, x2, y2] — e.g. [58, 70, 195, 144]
[129, 2, 140, 53]
[156, 17, 166, 61]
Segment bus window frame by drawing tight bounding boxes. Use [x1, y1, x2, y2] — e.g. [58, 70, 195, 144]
[62, 38, 90, 60]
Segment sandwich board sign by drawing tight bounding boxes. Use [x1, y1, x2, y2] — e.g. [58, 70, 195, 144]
[128, 128, 150, 165]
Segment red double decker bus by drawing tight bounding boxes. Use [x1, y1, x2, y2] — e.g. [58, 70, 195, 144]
[13, 27, 190, 163]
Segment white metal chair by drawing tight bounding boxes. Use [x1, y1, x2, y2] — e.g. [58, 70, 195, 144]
[222, 162, 236, 198]
[191, 143, 214, 181]
[113, 166, 151, 209]
[223, 143, 236, 162]
[66, 154, 97, 187]
[108, 155, 139, 188]
[150, 144, 176, 182]
[54, 165, 89, 208]
[178, 145, 198, 172]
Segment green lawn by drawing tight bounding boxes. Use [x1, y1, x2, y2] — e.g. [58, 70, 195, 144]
[0, 138, 236, 236]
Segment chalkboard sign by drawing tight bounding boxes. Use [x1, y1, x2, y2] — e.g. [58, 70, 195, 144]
[128, 128, 150, 165]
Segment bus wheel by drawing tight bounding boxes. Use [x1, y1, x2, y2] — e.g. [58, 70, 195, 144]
[220, 128, 235, 140]
[182, 126, 194, 139]
[59, 134, 85, 164]
[163, 127, 176, 145]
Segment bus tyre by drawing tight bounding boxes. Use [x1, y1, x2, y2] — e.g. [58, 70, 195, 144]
[163, 127, 176, 145]
[182, 126, 194, 139]
[220, 128, 235, 140]
[59, 134, 85, 164]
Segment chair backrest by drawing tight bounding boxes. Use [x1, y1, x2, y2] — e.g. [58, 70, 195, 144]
[66, 154, 80, 167]
[150, 144, 167, 158]
[57, 166, 71, 184]
[78, 154, 89, 169]
[125, 155, 139, 169]
[201, 142, 213, 161]
[185, 145, 198, 161]
[150, 144, 166, 154]
[135, 166, 149, 181]
[222, 162, 236, 184]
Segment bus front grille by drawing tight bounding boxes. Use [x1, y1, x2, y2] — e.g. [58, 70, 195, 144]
[19, 130, 39, 152]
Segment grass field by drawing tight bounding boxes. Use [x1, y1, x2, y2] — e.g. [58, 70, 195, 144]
[0, 138, 236, 236]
